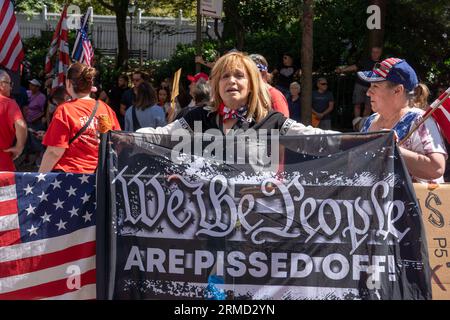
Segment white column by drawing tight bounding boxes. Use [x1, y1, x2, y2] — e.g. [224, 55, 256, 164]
[88, 6, 94, 24]
[137, 9, 143, 24]
[42, 4, 48, 21]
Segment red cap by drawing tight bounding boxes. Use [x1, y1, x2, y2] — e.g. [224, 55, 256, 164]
[187, 72, 209, 83]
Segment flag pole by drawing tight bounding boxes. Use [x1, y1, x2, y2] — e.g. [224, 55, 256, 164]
[399, 87, 450, 145]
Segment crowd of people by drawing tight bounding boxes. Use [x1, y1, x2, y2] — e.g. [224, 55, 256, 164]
[0, 48, 448, 183]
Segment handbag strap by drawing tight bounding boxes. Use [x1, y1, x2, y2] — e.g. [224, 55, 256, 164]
[69, 100, 99, 145]
[131, 106, 142, 131]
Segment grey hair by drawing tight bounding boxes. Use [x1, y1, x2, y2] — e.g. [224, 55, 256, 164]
[0, 70, 10, 82]
[317, 77, 327, 83]
[193, 78, 211, 106]
[290, 81, 301, 90]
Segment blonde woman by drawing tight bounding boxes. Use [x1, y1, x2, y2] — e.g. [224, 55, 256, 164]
[137, 51, 334, 136]
[413, 83, 430, 110]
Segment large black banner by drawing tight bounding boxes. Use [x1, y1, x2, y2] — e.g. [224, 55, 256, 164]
[96, 130, 432, 300]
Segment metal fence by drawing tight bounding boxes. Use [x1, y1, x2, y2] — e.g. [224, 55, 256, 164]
[16, 9, 222, 60]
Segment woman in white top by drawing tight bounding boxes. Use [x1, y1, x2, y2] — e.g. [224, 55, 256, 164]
[358, 57, 447, 183]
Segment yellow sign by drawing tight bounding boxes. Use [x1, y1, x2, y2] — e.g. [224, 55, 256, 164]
[415, 183, 450, 300]
[171, 68, 182, 110]
[166, 68, 182, 122]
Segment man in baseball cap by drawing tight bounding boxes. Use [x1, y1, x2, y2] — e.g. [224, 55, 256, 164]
[25, 78, 46, 166]
[29, 79, 41, 87]
[357, 58, 419, 92]
[27, 78, 46, 124]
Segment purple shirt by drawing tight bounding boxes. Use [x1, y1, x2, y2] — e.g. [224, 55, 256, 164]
[26, 90, 46, 123]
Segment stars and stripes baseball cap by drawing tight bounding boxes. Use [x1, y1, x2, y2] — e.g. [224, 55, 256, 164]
[357, 57, 419, 92]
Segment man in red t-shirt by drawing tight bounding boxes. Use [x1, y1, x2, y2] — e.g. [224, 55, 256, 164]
[0, 70, 27, 171]
[249, 54, 289, 117]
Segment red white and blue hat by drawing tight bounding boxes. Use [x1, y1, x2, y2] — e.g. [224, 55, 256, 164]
[357, 58, 419, 92]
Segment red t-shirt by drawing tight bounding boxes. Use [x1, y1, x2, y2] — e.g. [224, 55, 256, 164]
[268, 85, 289, 117]
[0, 96, 24, 171]
[43, 99, 121, 173]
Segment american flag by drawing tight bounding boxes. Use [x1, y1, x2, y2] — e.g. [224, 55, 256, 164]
[0, 0, 25, 72]
[422, 87, 450, 143]
[71, 8, 94, 66]
[0, 172, 96, 300]
[44, 5, 70, 90]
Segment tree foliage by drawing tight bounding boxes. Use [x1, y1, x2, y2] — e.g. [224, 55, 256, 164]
[383, 0, 450, 84]
[15, 0, 450, 87]
[15, 0, 113, 15]
[219, 0, 450, 85]
[15, 0, 60, 14]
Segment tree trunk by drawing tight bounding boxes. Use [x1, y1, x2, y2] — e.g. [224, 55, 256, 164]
[368, 0, 387, 49]
[300, 0, 314, 126]
[98, 0, 129, 69]
[114, 1, 129, 69]
[195, 0, 202, 73]
[223, 0, 245, 50]
[235, 27, 244, 51]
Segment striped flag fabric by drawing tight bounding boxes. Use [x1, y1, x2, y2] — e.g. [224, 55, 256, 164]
[0, 0, 25, 72]
[44, 5, 70, 90]
[422, 87, 450, 143]
[71, 8, 94, 66]
[0, 172, 96, 300]
[430, 88, 450, 143]
[372, 57, 403, 78]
